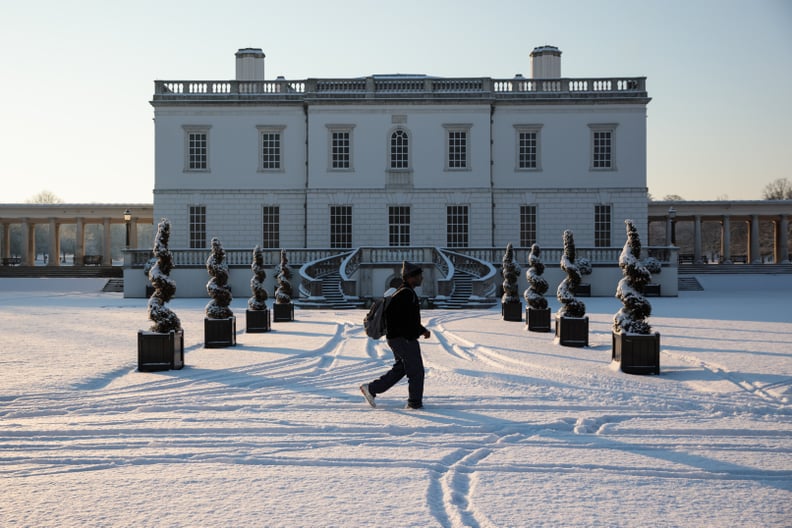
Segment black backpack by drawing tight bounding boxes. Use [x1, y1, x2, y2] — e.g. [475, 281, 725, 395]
[363, 287, 403, 339]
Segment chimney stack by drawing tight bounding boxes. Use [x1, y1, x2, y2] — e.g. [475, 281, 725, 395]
[235, 48, 266, 81]
[530, 46, 561, 78]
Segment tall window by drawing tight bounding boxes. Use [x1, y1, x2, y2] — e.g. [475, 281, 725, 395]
[258, 126, 284, 171]
[389, 206, 410, 247]
[520, 205, 537, 246]
[328, 126, 354, 170]
[330, 206, 352, 249]
[262, 206, 280, 248]
[189, 205, 207, 248]
[594, 205, 612, 247]
[516, 125, 542, 170]
[444, 125, 471, 170]
[184, 126, 210, 171]
[589, 124, 617, 170]
[390, 129, 409, 169]
[447, 205, 469, 248]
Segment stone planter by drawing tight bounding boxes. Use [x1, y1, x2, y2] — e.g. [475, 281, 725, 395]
[246, 309, 271, 333]
[576, 283, 591, 297]
[204, 316, 237, 348]
[612, 331, 660, 375]
[273, 302, 294, 322]
[645, 283, 661, 297]
[502, 302, 522, 322]
[138, 329, 184, 371]
[527, 307, 551, 332]
[555, 316, 589, 347]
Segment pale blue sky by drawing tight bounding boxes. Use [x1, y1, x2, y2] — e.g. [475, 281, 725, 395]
[1, 0, 790, 204]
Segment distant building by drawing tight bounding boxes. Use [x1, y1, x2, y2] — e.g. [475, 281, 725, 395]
[150, 46, 651, 252]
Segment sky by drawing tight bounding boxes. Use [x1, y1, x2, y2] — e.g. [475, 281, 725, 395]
[0, 275, 790, 526]
[1, 0, 791, 204]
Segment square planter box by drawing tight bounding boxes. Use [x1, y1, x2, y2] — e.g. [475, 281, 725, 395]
[612, 331, 660, 375]
[138, 329, 184, 371]
[555, 316, 589, 347]
[645, 283, 661, 297]
[204, 316, 237, 348]
[246, 308, 271, 333]
[273, 302, 294, 322]
[577, 284, 591, 297]
[527, 307, 551, 332]
[502, 302, 523, 322]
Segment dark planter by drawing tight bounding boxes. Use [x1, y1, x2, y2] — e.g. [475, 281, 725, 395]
[204, 316, 237, 348]
[273, 302, 294, 322]
[555, 316, 589, 347]
[138, 329, 184, 371]
[612, 331, 660, 375]
[645, 283, 661, 297]
[145, 285, 155, 298]
[246, 309, 271, 333]
[527, 307, 551, 332]
[502, 302, 522, 322]
[577, 283, 591, 297]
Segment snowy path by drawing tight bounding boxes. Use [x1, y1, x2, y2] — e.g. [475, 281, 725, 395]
[0, 278, 791, 527]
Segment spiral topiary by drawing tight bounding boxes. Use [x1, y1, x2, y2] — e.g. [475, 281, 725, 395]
[556, 230, 586, 318]
[524, 243, 548, 310]
[248, 245, 269, 311]
[501, 243, 521, 304]
[147, 218, 181, 333]
[205, 237, 233, 319]
[275, 249, 293, 304]
[613, 220, 653, 334]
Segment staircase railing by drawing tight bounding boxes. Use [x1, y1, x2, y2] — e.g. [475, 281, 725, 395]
[298, 251, 353, 300]
[437, 249, 497, 300]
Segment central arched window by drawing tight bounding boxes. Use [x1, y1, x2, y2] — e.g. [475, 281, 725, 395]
[390, 129, 409, 169]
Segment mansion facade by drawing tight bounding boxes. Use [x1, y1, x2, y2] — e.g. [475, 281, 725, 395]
[151, 46, 651, 253]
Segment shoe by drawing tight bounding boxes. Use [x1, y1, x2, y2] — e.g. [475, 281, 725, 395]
[405, 402, 423, 410]
[360, 384, 376, 408]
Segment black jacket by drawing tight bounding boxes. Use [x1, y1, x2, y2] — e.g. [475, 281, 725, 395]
[385, 283, 427, 340]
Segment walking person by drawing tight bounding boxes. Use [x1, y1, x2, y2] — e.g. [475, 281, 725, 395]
[360, 261, 431, 409]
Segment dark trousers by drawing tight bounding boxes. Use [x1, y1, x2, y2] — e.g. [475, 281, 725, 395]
[369, 337, 424, 406]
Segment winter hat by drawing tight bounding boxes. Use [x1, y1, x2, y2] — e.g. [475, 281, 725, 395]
[401, 261, 422, 279]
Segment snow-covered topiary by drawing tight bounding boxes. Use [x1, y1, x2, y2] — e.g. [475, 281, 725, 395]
[577, 257, 593, 277]
[613, 220, 653, 335]
[146, 219, 181, 333]
[501, 243, 521, 304]
[248, 245, 269, 311]
[275, 249, 293, 304]
[524, 243, 548, 310]
[205, 237, 233, 319]
[557, 230, 586, 318]
[643, 256, 662, 275]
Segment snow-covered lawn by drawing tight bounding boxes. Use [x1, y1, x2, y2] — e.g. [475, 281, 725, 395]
[1, 276, 790, 527]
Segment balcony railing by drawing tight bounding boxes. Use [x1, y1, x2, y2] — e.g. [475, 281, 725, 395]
[153, 76, 647, 102]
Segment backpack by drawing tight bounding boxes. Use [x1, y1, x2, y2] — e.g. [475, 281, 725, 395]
[363, 287, 402, 339]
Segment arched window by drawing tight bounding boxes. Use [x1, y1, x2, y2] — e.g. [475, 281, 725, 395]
[390, 129, 409, 169]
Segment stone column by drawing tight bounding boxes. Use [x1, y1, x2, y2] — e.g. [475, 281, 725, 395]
[749, 214, 761, 264]
[22, 220, 34, 265]
[693, 215, 703, 263]
[130, 218, 139, 249]
[102, 218, 112, 266]
[776, 214, 790, 264]
[721, 215, 731, 264]
[47, 218, 59, 266]
[1, 222, 8, 259]
[75, 218, 85, 266]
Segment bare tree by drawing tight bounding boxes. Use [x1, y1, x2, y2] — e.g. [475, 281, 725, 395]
[762, 178, 792, 200]
[26, 190, 64, 204]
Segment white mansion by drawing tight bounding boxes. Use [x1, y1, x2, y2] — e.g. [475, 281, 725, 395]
[152, 46, 650, 252]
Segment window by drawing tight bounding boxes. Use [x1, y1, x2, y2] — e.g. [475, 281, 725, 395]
[330, 206, 352, 249]
[189, 205, 207, 249]
[389, 206, 410, 247]
[258, 126, 285, 171]
[515, 125, 542, 170]
[520, 205, 537, 247]
[447, 205, 469, 248]
[183, 126, 210, 171]
[594, 205, 612, 247]
[328, 126, 354, 170]
[262, 206, 280, 248]
[589, 124, 617, 170]
[390, 129, 409, 169]
[444, 125, 471, 170]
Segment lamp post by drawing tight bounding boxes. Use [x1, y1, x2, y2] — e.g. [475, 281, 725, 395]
[666, 206, 677, 246]
[123, 209, 131, 249]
